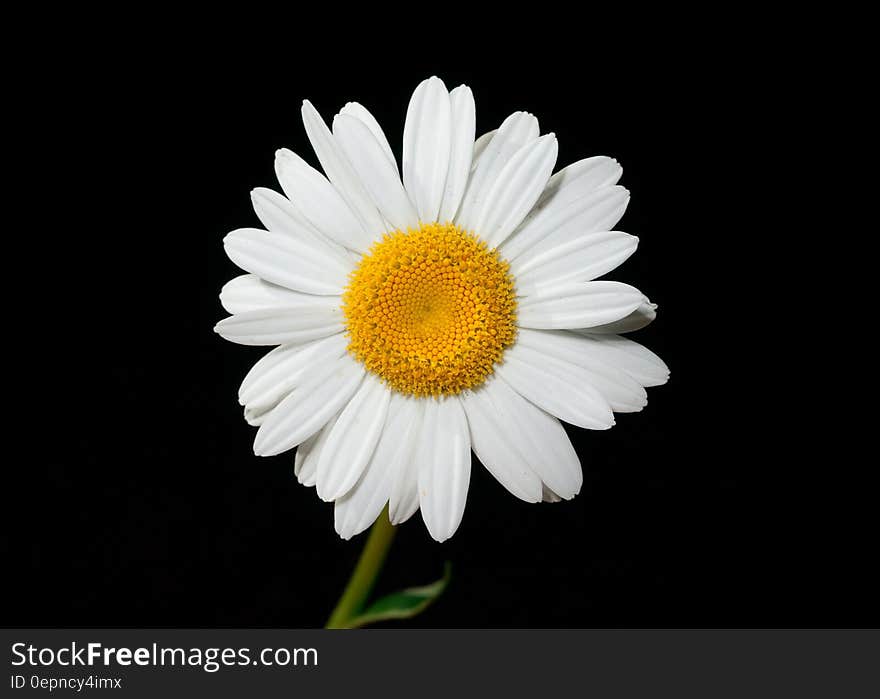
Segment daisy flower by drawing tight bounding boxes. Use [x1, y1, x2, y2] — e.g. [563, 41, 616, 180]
[215, 76, 668, 543]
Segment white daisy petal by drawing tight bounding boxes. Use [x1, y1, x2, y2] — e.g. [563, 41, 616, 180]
[472, 129, 497, 167]
[301, 99, 387, 239]
[512, 231, 639, 291]
[500, 185, 630, 263]
[456, 111, 540, 231]
[496, 343, 614, 430]
[459, 379, 543, 502]
[403, 76, 452, 224]
[253, 355, 365, 457]
[244, 350, 350, 430]
[388, 401, 425, 526]
[220, 274, 340, 315]
[294, 431, 319, 485]
[568, 332, 669, 387]
[533, 156, 623, 212]
[338, 102, 396, 169]
[250, 187, 356, 263]
[240, 353, 345, 429]
[479, 374, 582, 499]
[517, 412, 582, 501]
[475, 134, 558, 248]
[580, 299, 658, 334]
[213, 306, 344, 346]
[274, 148, 370, 252]
[517, 281, 645, 330]
[316, 375, 391, 502]
[223, 228, 348, 295]
[438, 85, 476, 223]
[334, 393, 419, 539]
[419, 398, 471, 542]
[515, 329, 648, 412]
[242, 403, 272, 428]
[238, 334, 348, 413]
[334, 114, 419, 231]
[250, 187, 313, 237]
[294, 412, 341, 487]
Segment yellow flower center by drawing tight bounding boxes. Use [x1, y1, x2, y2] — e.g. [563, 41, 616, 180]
[342, 222, 518, 397]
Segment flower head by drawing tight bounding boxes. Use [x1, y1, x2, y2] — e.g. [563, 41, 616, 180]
[215, 76, 669, 542]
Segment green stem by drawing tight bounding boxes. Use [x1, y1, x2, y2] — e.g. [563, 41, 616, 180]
[325, 505, 397, 629]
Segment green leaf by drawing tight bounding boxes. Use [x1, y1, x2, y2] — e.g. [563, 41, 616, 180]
[347, 562, 452, 628]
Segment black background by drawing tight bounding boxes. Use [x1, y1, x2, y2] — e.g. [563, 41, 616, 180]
[7, 24, 874, 628]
